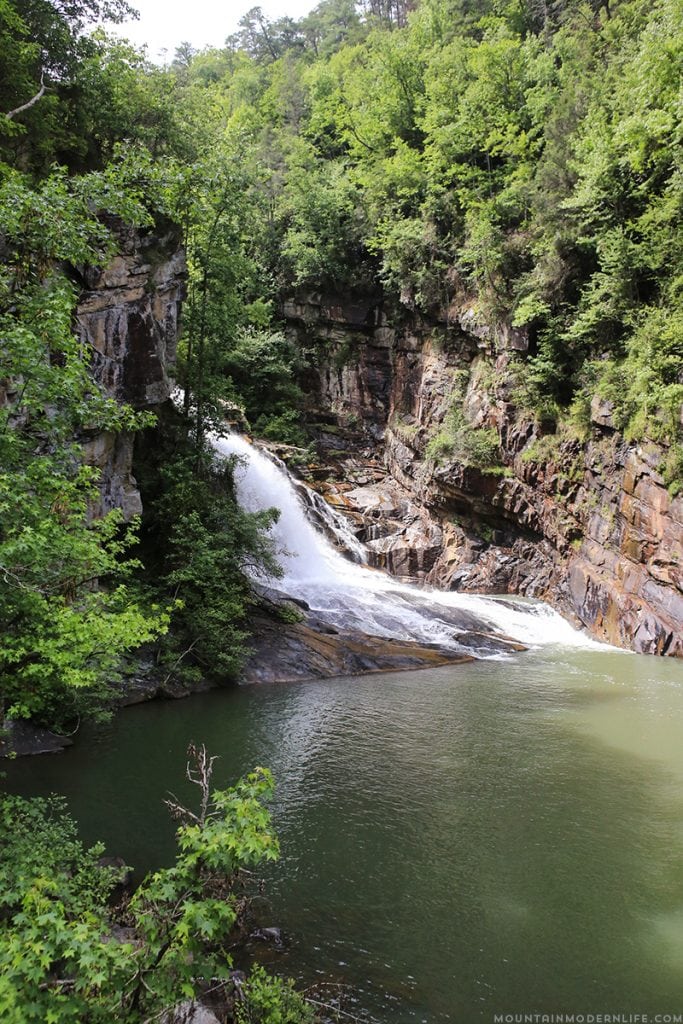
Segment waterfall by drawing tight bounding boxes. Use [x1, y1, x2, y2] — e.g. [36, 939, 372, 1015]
[213, 433, 604, 655]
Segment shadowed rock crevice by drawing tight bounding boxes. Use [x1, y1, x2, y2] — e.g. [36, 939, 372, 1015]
[76, 221, 186, 520]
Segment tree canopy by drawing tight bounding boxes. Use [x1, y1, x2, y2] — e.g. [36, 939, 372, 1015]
[1, 0, 681, 727]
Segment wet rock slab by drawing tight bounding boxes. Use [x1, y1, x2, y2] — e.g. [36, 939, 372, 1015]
[240, 613, 475, 684]
[0, 720, 73, 756]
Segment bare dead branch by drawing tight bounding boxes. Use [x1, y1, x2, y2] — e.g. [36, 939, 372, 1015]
[304, 997, 373, 1022]
[163, 791, 200, 825]
[5, 75, 46, 120]
[160, 638, 200, 689]
[186, 742, 218, 824]
[163, 743, 218, 827]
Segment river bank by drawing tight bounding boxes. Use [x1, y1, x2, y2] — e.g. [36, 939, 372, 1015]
[0, 429, 601, 758]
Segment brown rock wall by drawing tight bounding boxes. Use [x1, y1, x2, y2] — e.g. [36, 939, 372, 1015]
[567, 444, 683, 655]
[76, 223, 186, 518]
[285, 291, 683, 656]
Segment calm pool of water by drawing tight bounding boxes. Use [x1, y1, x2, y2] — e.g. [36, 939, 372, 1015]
[6, 647, 683, 1022]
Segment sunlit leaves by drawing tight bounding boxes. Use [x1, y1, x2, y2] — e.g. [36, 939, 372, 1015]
[0, 167, 173, 729]
[0, 766, 307, 1023]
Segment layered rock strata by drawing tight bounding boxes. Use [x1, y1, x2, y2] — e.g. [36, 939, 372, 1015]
[284, 292, 683, 656]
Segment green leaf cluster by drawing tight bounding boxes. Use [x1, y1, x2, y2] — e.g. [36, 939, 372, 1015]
[0, 763, 313, 1023]
[0, 166, 175, 730]
[152, 0, 682, 455]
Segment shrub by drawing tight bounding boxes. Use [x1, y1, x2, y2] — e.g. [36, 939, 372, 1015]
[0, 751, 313, 1024]
[661, 444, 683, 497]
[237, 966, 315, 1024]
[426, 405, 501, 471]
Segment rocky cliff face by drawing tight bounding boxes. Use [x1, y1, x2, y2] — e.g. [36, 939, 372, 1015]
[284, 293, 683, 656]
[76, 222, 186, 519]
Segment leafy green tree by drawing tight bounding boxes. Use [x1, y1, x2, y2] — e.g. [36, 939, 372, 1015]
[0, 751, 314, 1023]
[73, 34, 186, 164]
[277, 141, 368, 289]
[228, 6, 306, 63]
[300, 0, 364, 57]
[0, 164, 175, 729]
[222, 328, 308, 443]
[135, 418, 282, 688]
[0, 0, 138, 172]
[174, 149, 268, 447]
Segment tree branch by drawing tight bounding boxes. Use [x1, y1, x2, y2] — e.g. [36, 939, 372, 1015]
[160, 637, 200, 689]
[163, 744, 218, 827]
[186, 742, 218, 824]
[5, 75, 46, 121]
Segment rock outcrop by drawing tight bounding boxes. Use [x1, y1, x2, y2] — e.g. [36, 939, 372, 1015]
[284, 292, 683, 656]
[567, 441, 683, 654]
[110, 604, 483, 704]
[240, 612, 475, 684]
[76, 221, 186, 519]
[0, 720, 74, 756]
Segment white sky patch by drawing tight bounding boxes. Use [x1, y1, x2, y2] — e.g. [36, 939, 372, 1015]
[109, 0, 317, 63]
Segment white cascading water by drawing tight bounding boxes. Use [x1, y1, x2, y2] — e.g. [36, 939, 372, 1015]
[214, 433, 604, 655]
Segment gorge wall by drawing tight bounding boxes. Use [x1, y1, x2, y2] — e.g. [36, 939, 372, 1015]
[284, 292, 683, 657]
[75, 221, 186, 520]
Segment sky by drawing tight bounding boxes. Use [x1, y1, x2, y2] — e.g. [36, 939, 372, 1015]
[110, 0, 317, 62]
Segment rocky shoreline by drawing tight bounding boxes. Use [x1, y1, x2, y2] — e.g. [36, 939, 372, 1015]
[0, 599, 499, 756]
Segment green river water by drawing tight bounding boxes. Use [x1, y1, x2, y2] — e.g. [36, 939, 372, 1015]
[6, 646, 683, 1022]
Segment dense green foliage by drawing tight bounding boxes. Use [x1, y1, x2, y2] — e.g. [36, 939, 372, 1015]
[150, 0, 681, 446]
[0, 166, 175, 728]
[6, 0, 679, 452]
[0, 754, 314, 1022]
[136, 419, 283, 686]
[0, 3, 286, 729]
[1, 0, 681, 712]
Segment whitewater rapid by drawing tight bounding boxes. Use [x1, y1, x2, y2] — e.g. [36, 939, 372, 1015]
[214, 433, 604, 656]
